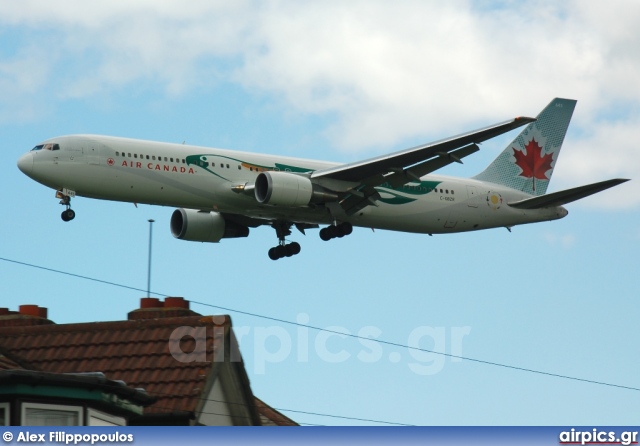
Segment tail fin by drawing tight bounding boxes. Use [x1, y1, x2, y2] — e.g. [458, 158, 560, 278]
[473, 98, 577, 196]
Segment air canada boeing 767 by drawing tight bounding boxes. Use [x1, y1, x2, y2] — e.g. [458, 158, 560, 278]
[17, 98, 628, 260]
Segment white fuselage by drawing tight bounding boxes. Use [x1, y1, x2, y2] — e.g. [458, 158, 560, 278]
[17, 135, 567, 234]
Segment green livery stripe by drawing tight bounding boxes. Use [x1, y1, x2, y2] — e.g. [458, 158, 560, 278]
[185, 154, 313, 176]
[186, 153, 439, 207]
[274, 163, 313, 173]
[376, 180, 441, 205]
[378, 194, 417, 205]
[185, 154, 230, 180]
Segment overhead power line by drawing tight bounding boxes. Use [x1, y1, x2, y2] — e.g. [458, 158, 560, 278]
[1, 255, 639, 401]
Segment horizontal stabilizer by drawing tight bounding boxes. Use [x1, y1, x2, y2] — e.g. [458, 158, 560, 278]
[508, 179, 630, 209]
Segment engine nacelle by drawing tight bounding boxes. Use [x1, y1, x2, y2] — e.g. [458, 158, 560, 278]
[255, 171, 314, 206]
[170, 209, 249, 243]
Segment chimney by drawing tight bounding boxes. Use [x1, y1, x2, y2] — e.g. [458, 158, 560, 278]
[0, 305, 54, 327]
[128, 297, 200, 320]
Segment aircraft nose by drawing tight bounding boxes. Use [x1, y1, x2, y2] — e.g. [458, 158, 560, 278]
[17, 153, 33, 175]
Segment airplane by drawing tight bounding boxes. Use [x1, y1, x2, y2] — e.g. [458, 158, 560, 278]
[17, 98, 629, 260]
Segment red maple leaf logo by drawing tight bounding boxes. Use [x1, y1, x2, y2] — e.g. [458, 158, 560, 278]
[512, 138, 553, 190]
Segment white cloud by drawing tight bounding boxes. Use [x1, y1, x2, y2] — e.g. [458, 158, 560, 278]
[553, 113, 640, 209]
[0, 0, 638, 207]
[0, 1, 251, 99]
[232, 1, 627, 150]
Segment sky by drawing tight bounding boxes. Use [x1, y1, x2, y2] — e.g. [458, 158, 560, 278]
[1, 0, 639, 426]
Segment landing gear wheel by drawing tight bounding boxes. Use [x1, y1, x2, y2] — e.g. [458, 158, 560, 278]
[57, 191, 75, 222]
[268, 247, 279, 260]
[320, 222, 353, 241]
[320, 227, 331, 241]
[268, 242, 302, 260]
[61, 209, 76, 222]
[285, 242, 301, 256]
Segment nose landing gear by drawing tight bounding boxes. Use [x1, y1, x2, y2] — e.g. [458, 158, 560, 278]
[56, 189, 76, 222]
[61, 208, 76, 222]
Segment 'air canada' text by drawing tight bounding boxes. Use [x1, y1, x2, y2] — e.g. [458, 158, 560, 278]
[121, 160, 196, 174]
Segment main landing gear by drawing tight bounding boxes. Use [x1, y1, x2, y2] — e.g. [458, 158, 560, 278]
[319, 222, 352, 241]
[268, 242, 301, 261]
[268, 221, 301, 261]
[57, 190, 76, 222]
[267, 221, 353, 260]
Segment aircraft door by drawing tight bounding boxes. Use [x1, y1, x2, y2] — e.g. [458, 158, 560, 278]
[84, 142, 101, 165]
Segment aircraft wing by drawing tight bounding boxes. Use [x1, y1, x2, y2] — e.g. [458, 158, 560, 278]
[310, 116, 535, 215]
[508, 178, 630, 209]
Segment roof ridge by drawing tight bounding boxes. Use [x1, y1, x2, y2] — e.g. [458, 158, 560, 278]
[0, 314, 231, 335]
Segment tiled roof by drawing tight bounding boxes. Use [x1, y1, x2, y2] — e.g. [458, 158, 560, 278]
[0, 315, 238, 416]
[254, 397, 299, 426]
[0, 344, 35, 371]
[0, 354, 24, 371]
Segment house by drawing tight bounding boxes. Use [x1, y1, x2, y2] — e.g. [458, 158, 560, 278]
[0, 369, 154, 425]
[0, 299, 297, 426]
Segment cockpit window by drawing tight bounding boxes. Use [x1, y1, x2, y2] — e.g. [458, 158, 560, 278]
[32, 143, 60, 151]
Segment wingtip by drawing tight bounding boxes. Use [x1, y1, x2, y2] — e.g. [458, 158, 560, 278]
[609, 178, 631, 184]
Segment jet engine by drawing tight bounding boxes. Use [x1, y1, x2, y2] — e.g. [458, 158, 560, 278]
[255, 171, 338, 206]
[170, 209, 249, 242]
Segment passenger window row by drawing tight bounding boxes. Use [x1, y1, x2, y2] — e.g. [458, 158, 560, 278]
[114, 151, 241, 170]
[398, 185, 455, 194]
[115, 152, 186, 164]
